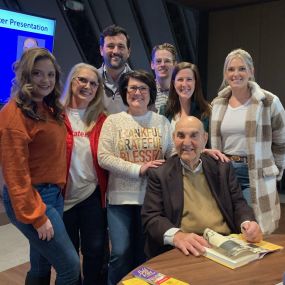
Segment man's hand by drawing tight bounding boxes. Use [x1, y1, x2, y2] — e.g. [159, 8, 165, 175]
[241, 221, 263, 243]
[203, 149, 230, 162]
[173, 231, 210, 256]
[36, 218, 54, 241]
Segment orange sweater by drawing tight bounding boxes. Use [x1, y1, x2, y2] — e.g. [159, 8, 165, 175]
[0, 100, 67, 228]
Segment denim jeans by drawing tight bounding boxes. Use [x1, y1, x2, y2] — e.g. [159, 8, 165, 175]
[63, 188, 108, 285]
[231, 161, 251, 205]
[3, 184, 80, 285]
[107, 204, 146, 285]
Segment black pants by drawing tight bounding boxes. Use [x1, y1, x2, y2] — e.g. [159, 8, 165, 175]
[63, 188, 108, 285]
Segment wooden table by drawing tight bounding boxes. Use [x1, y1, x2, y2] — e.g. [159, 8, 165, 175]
[120, 235, 285, 285]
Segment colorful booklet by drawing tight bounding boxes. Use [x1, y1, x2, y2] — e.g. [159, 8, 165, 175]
[203, 228, 283, 269]
[122, 277, 149, 285]
[129, 266, 189, 285]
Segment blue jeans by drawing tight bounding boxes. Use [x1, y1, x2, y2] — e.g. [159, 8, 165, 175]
[3, 184, 80, 285]
[107, 204, 146, 285]
[63, 188, 108, 285]
[231, 162, 251, 205]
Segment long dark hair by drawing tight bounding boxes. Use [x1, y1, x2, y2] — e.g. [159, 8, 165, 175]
[11, 48, 64, 121]
[165, 62, 211, 120]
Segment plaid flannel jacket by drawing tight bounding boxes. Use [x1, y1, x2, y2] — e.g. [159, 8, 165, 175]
[211, 81, 285, 234]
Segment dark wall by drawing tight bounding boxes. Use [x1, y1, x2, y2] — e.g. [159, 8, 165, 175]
[1, 0, 202, 78]
[207, 0, 285, 106]
[61, 0, 201, 71]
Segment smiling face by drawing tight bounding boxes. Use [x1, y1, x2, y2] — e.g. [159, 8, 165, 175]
[100, 33, 130, 70]
[126, 77, 150, 116]
[71, 68, 99, 109]
[151, 49, 175, 81]
[173, 116, 208, 169]
[174, 68, 196, 103]
[224, 56, 253, 90]
[30, 58, 56, 102]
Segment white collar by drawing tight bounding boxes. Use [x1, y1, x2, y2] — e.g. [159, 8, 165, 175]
[180, 158, 203, 174]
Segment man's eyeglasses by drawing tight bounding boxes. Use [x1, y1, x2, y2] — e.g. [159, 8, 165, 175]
[126, 85, 149, 95]
[74, 76, 99, 89]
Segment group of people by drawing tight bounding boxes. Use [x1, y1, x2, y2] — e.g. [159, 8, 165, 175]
[0, 23, 285, 285]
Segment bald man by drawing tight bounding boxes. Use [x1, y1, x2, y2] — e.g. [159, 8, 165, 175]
[23, 38, 38, 51]
[142, 116, 262, 258]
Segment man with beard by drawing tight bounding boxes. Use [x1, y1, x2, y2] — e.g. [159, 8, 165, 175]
[150, 43, 177, 114]
[99, 25, 132, 114]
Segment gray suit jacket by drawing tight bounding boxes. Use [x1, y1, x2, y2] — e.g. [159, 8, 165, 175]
[141, 154, 256, 258]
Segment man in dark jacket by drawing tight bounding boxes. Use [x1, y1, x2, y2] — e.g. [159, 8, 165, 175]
[142, 116, 262, 258]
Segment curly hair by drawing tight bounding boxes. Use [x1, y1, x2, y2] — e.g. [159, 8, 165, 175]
[61, 63, 105, 131]
[165, 62, 211, 120]
[11, 47, 63, 121]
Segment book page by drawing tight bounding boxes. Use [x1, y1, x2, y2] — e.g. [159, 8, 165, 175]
[204, 228, 254, 257]
[203, 228, 283, 269]
[230, 234, 283, 252]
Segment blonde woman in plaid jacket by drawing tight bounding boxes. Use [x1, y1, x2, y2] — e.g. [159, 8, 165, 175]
[211, 49, 285, 234]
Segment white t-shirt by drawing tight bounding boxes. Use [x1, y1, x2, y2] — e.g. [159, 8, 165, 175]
[220, 99, 250, 156]
[64, 108, 97, 211]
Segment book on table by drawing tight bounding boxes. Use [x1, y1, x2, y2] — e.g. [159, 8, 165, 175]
[126, 266, 189, 285]
[203, 228, 283, 269]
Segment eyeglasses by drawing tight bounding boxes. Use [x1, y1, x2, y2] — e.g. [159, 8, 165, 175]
[74, 76, 99, 89]
[127, 85, 149, 94]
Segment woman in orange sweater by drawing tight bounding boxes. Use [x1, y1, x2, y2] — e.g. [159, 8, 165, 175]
[0, 48, 80, 285]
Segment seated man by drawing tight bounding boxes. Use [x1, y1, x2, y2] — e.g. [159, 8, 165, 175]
[142, 116, 262, 258]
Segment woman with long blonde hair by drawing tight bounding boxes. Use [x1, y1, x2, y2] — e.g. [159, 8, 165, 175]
[211, 48, 285, 234]
[61, 63, 108, 284]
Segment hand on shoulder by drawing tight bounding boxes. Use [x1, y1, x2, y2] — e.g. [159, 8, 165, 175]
[203, 149, 230, 162]
[140, 159, 165, 176]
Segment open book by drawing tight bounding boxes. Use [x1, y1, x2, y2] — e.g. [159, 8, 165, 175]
[203, 228, 283, 269]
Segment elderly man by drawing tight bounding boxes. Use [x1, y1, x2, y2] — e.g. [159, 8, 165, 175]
[142, 116, 262, 258]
